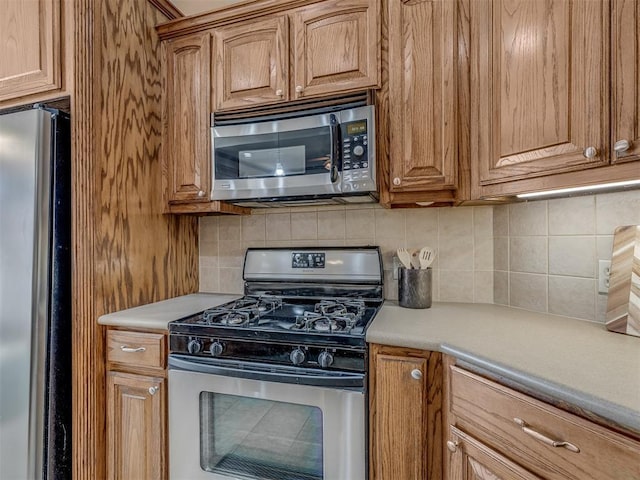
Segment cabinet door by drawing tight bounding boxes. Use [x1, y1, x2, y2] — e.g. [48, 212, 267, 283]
[370, 346, 442, 480]
[611, 0, 640, 163]
[471, 0, 608, 186]
[107, 372, 165, 480]
[213, 16, 289, 110]
[291, 0, 380, 99]
[449, 427, 543, 480]
[388, 0, 458, 192]
[163, 33, 211, 204]
[0, 0, 61, 102]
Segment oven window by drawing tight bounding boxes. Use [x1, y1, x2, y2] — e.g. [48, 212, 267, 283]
[214, 127, 332, 180]
[200, 392, 323, 480]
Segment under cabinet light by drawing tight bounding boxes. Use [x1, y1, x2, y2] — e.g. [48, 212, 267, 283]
[516, 179, 640, 199]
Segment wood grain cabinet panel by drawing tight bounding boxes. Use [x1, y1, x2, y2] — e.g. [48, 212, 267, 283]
[611, 0, 640, 163]
[388, 0, 458, 193]
[106, 330, 166, 369]
[107, 371, 166, 480]
[163, 32, 211, 205]
[448, 366, 640, 480]
[291, 0, 380, 99]
[369, 345, 442, 480]
[471, 0, 609, 186]
[213, 16, 289, 110]
[0, 0, 61, 102]
[448, 426, 543, 480]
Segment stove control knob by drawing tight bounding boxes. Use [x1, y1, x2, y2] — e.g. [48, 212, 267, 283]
[187, 339, 203, 354]
[318, 351, 334, 368]
[209, 341, 224, 357]
[290, 348, 306, 366]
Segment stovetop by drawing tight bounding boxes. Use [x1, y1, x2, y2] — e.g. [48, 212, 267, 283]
[169, 295, 381, 346]
[168, 247, 383, 372]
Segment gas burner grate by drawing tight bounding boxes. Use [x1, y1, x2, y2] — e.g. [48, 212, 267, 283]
[201, 296, 283, 326]
[292, 310, 357, 333]
[314, 299, 365, 320]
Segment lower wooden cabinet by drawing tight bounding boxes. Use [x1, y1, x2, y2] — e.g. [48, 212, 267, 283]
[369, 344, 442, 480]
[106, 328, 168, 480]
[448, 426, 543, 480]
[445, 360, 640, 480]
[106, 371, 166, 480]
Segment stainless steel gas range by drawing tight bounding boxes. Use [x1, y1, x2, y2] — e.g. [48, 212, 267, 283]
[168, 246, 383, 480]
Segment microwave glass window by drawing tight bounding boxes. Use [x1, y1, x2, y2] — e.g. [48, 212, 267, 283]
[214, 126, 332, 180]
[199, 392, 323, 480]
[239, 146, 306, 178]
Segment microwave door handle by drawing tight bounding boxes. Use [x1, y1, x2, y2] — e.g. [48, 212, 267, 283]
[329, 114, 341, 183]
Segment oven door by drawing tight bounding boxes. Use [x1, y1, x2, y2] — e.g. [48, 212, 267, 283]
[168, 356, 366, 480]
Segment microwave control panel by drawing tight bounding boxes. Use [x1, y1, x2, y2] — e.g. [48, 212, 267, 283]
[341, 119, 374, 192]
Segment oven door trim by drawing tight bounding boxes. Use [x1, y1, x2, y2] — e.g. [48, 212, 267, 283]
[168, 367, 366, 480]
[169, 354, 365, 389]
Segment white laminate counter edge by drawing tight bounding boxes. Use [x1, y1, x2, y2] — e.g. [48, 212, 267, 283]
[366, 302, 640, 435]
[97, 293, 240, 330]
[442, 344, 640, 435]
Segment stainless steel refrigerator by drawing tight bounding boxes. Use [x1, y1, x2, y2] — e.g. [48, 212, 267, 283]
[0, 107, 72, 479]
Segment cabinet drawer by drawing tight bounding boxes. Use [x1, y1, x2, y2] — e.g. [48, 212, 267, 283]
[450, 366, 640, 480]
[107, 330, 166, 369]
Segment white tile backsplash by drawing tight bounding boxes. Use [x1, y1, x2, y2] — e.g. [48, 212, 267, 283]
[198, 189, 640, 323]
[199, 204, 494, 304]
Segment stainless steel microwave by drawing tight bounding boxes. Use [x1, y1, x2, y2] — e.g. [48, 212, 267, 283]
[211, 104, 376, 207]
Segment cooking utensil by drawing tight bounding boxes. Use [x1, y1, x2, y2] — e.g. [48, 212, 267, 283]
[397, 248, 412, 269]
[419, 246, 435, 269]
[410, 249, 421, 269]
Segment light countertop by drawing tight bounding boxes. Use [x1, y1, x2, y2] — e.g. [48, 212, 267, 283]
[98, 294, 640, 434]
[97, 293, 239, 330]
[367, 302, 640, 434]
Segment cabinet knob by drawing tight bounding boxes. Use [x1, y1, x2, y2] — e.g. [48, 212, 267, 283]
[410, 369, 422, 380]
[614, 139, 631, 154]
[393, 177, 401, 186]
[583, 146, 598, 159]
[197, 190, 205, 198]
[275, 89, 283, 97]
[446, 440, 459, 453]
[148, 386, 158, 396]
[295, 85, 304, 94]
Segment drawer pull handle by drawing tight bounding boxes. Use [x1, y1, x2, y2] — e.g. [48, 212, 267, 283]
[514, 418, 580, 453]
[120, 345, 146, 353]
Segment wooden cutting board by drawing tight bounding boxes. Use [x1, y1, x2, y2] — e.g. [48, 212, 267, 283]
[605, 225, 640, 337]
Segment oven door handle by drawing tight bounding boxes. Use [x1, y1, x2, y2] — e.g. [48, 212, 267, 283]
[169, 354, 365, 389]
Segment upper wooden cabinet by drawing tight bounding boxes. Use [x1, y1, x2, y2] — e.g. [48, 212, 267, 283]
[611, 0, 640, 163]
[0, 0, 67, 104]
[213, 16, 289, 110]
[471, 0, 640, 198]
[387, 0, 459, 194]
[211, 0, 380, 111]
[291, 0, 380, 99]
[163, 33, 211, 205]
[471, 0, 608, 187]
[162, 32, 247, 214]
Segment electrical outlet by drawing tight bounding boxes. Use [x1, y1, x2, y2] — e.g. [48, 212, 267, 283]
[598, 259, 612, 294]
